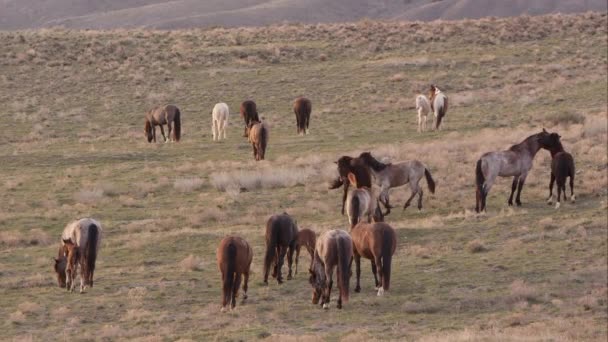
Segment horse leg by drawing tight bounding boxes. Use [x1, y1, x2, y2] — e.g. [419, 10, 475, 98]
[287, 244, 295, 280]
[556, 181, 563, 209]
[547, 172, 555, 204]
[242, 271, 249, 302]
[371, 260, 379, 289]
[276, 245, 288, 284]
[417, 188, 424, 210]
[515, 175, 526, 206]
[379, 188, 392, 215]
[336, 267, 343, 309]
[212, 119, 218, 141]
[508, 176, 519, 206]
[354, 253, 362, 293]
[374, 255, 384, 296]
[80, 262, 86, 293]
[418, 113, 422, 133]
[231, 273, 242, 309]
[481, 175, 496, 212]
[222, 119, 227, 139]
[323, 266, 334, 309]
[152, 126, 157, 142]
[295, 245, 301, 275]
[570, 174, 575, 203]
[403, 182, 419, 210]
[159, 125, 167, 142]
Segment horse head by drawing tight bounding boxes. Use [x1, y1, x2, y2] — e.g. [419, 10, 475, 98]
[308, 268, 324, 305]
[538, 128, 562, 151]
[53, 254, 67, 288]
[144, 119, 153, 142]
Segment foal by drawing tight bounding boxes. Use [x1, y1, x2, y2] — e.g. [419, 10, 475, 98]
[544, 132, 576, 209]
[295, 228, 316, 275]
[415, 94, 431, 132]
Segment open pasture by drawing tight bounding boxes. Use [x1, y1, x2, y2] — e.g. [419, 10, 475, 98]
[0, 13, 606, 341]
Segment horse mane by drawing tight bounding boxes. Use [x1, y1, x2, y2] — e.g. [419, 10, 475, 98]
[509, 133, 540, 152]
[359, 152, 388, 171]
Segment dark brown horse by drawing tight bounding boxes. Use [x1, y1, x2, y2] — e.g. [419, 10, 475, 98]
[475, 129, 559, 212]
[264, 213, 298, 284]
[329, 156, 373, 215]
[309, 229, 353, 310]
[216, 236, 253, 311]
[295, 228, 316, 275]
[246, 120, 269, 161]
[351, 222, 396, 296]
[144, 104, 181, 142]
[240, 100, 259, 137]
[293, 97, 311, 135]
[544, 132, 576, 209]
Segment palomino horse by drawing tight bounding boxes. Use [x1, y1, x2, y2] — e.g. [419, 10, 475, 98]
[351, 222, 396, 296]
[329, 155, 373, 215]
[293, 97, 312, 135]
[212, 102, 229, 141]
[429, 85, 448, 130]
[295, 228, 316, 275]
[358, 152, 436, 215]
[144, 104, 181, 142]
[246, 120, 269, 161]
[240, 100, 259, 137]
[309, 229, 353, 310]
[544, 132, 576, 209]
[53, 218, 102, 293]
[264, 213, 298, 284]
[415, 94, 431, 132]
[216, 236, 253, 311]
[475, 129, 558, 212]
[345, 173, 384, 227]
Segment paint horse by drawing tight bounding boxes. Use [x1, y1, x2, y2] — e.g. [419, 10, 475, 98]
[144, 104, 181, 142]
[217, 235, 253, 311]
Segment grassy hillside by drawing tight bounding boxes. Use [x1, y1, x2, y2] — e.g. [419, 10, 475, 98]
[0, 13, 606, 341]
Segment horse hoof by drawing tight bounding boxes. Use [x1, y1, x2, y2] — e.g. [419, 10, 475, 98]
[220, 307, 227, 313]
[337, 303, 342, 309]
[555, 202, 561, 209]
[571, 195, 576, 203]
[377, 288, 385, 296]
[287, 275, 292, 280]
[354, 287, 361, 293]
[516, 202, 522, 207]
[508, 201, 513, 206]
[322, 303, 329, 310]
[547, 200, 552, 205]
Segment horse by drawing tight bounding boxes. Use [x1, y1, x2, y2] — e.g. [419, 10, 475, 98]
[358, 152, 436, 215]
[264, 213, 298, 284]
[53, 218, 102, 293]
[475, 129, 559, 212]
[329, 155, 373, 215]
[429, 85, 448, 130]
[544, 132, 576, 209]
[240, 100, 259, 137]
[246, 120, 269, 161]
[293, 97, 312, 135]
[295, 228, 316, 275]
[415, 94, 431, 132]
[144, 104, 181, 143]
[216, 236, 253, 312]
[61, 239, 80, 292]
[309, 229, 353, 310]
[351, 222, 396, 296]
[212, 102, 229, 141]
[345, 173, 384, 227]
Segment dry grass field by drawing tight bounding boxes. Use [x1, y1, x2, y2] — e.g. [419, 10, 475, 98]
[0, 13, 606, 341]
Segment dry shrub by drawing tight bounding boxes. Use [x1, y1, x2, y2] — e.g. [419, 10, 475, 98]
[210, 167, 316, 192]
[179, 255, 203, 271]
[127, 287, 148, 305]
[466, 239, 487, 253]
[509, 279, 538, 302]
[17, 302, 41, 314]
[402, 300, 442, 314]
[122, 309, 152, 323]
[582, 113, 607, 138]
[7, 311, 26, 324]
[51, 306, 70, 319]
[100, 325, 125, 339]
[0, 229, 51, 247]
[576, 295, 599, 311]
[410, 245, 431, 259]
[173, 177, 203, 192]
[389, 73, 405, 82]
[545, 111, 585, 126]
[74, 188, 104, 204]
[188, 206, 226, 226]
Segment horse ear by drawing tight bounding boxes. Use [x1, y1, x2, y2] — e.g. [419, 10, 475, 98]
[334, 161, 338, 164]
[347, 173, 357, 187]
[542, 128, 547, 133]
[558, 134, 561, 138]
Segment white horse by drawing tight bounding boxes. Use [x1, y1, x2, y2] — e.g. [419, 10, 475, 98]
[429, 85, 448, 130]
[54, 218, 103, 293]
[212, 102, 229, 141]
[415, 95, 431, 132]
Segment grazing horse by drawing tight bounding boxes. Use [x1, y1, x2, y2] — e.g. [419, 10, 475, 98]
[293, 97, 312, 135]
[246, 120, 269, 161]
[351, 222, 396, 296]
[264, 213, 298, 284]
[544, 132, 576, 209]
[309, 229, 353, 310]
[329, 155, 373, 215]
[144, 104, 181, 142]
[53, 218, 102, 293]
[216, 236, 253, 312]
[415, 94, 431, 132]
[61, 239, 80, 292]
[212, 102, 229, 141]
[429, 85, 448, 130]
[295, 228, 316, 275]
[475, 129, 558, 212]
[358, 152, 436, 215]
[240, 100, 259, 137]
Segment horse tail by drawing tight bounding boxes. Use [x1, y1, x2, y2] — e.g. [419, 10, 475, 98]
[84, 223, 99, 286]
[349, 193, 360, 228]
[264, 225, 277, 282]
[173, 108, 181, 141]
[475, 159, 486, 209]
[260, 124, 268, 160]
[424, 168, 436, 194]
[223, 241, 237, 305]
[381, 228, 393, 291]
[336, 236, 350, 303]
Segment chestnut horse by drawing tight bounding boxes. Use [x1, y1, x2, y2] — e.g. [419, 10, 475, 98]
[240, 100, 259, 137]
[246, 120, 269, 161]
[264, 213, 298, 284]
[217, 236, 253, 311]
[309, 229, 353, 310]
[475, 129, 558, 212]
[351, 222, 396, 296]
[53, 218, 102, 293]
[61, 239, 80, 292]
[329, 155, 373, 215]
[144, 104, 181, 142]
[293, 97, 311, 135]
[544, 132, 576, 209]
[429, 85, 448, 130]
[295, 228, 316, 275]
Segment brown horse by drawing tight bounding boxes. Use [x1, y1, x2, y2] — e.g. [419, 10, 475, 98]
[295, 228, 316, 275]
[358, 152, 436, 215]
[246, 120, 269, 161]
[429, 84, 448, 130]
[216, 236, 253, 312]
[475, 129, 559, 212]
[240, 100, 259, 137]
[61, 239, 80, 292]
[329, 155, 373, 215]
[293, 97, 311, 135]
[345, 173, 384, 227]
[351, 222, 396, 296]
[309, 229, 353, 310]
[144, 104, 181, 142]
[264, 213, 298, 284]
[544, 132, 576, 209]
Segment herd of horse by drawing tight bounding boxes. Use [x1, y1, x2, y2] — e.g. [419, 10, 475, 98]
[56, 85, 576, 312]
